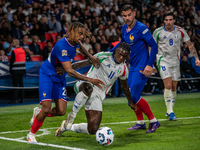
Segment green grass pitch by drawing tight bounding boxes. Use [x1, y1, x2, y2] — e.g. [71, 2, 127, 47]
[0, 92, 200, 150]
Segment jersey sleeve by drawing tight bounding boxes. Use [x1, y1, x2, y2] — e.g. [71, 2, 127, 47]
[95, 52, 112, 62]
[141, 25, 153, 43]
[181, 28, 190, 42]
[119, 63, 129, 80]
[56, 45, 70, 63]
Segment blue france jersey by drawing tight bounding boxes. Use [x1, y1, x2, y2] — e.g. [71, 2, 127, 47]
[121, 21, 153, 71]
[41, 37, 80, 75]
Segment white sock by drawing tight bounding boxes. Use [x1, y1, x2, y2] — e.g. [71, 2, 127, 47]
[71, 91, 88, 118]
[172, 91, 176, 109]
[164, 89, 173, 114]
[137, 120, 145, 125]
[150, 117, 157, 123]
[71, 123, 89, 134]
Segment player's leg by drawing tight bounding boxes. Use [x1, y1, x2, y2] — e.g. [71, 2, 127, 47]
[172, 81, 178, 109]
[163, 77, 173, 117]
[70, 94, 102, 135]
[27, 101, 52, 143]
[27, 71, 53, 143]
[127, 71, 147, 130]
[55, 81, 93, 136]
[127, 71, 160, 132]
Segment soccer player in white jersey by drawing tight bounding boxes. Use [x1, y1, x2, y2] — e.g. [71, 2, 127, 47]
[153, 11, 200, 120]
[55, 42, 137, 136]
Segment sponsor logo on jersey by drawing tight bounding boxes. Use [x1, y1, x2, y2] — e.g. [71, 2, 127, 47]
[62, 50, 67, 56]
[43, 92, 46, 97]
[163, 36, 167, 39]
[142, 28, 148, 34]
[106, 64, 110, 68]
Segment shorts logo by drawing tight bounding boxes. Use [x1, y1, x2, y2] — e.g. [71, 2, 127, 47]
[43, 92, 46, 97]
[162, 66, 166, 71]
[169, 39, 173, 46]
[62, 50, 67, 56]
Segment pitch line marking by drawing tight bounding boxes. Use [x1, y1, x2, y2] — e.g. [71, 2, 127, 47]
[0, 116, 200, 135]
[0, 116, 199, 150]
[0, 136, 86, 150]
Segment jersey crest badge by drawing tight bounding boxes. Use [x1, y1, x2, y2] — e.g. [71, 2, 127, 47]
[117, 67, 122, 74]
[76, 47, 80, 52]
[62, 50, 67, 56]
[129, 34, 134, 42]
[175, 33, 178, 39]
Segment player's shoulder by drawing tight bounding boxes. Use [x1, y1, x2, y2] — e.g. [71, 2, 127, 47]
[95, 51, 112, 58]
[153, 26, 164, 36]
[174, 25, 186, 32]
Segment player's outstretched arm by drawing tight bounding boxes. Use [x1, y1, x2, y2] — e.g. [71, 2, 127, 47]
[79, 44, 100, 68]
[185, 40, 200, 66]
[120, 79, 137, 111]
[62, 61, 106, 89]
[71, 59, 92, 70]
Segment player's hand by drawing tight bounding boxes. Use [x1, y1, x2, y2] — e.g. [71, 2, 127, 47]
[91, 56, 100, 69]
[195, 59, 200, 66]
[56, 66, 65, 76]
[130, 103, 137, 111]
[90, 78, 106, 89]
[140, 65, 153, 77]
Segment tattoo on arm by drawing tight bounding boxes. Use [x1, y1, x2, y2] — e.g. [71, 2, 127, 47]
[186, 41, 198, 59]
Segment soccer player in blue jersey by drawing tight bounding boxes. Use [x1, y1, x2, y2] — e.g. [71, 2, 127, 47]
[110, 5, 160, 133]
[27, 22, 106, 143]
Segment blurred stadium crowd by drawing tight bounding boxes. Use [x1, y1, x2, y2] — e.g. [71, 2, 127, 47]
[0, 0, 200, 94]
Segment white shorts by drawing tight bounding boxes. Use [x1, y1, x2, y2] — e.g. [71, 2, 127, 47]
[159, 65, 181, 81]
[74, 80, 103, 111]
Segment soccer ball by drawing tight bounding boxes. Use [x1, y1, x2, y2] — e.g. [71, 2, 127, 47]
[95, 127, 114, 146]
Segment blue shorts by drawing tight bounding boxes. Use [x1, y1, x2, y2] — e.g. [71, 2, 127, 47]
[39, 69, 67, 104]
[127, 71, 148, 104]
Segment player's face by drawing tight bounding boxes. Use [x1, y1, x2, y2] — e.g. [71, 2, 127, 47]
[122, 9, 135, 26]
[74, 27, 86, 44]
[164, 15, 175, 31]
[114, 48, 129, 64]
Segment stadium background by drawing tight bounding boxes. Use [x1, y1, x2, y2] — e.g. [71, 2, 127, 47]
[0, 0, 200, 105]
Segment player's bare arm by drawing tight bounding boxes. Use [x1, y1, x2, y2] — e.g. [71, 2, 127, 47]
[62, 61, 105, 89]
[185, 40, 200, 66]
[120, 79, 137, 111]
[71, 59, 92, 70]
[80, 44, 100, 68]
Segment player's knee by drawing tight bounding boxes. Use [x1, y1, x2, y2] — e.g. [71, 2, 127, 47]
[57, 109, 66, 116]
[84, 84, 93, 96]
[43, 108, 52, 116]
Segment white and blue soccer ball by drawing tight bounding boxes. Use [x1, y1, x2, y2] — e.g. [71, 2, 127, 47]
[95, 127, 114, 146]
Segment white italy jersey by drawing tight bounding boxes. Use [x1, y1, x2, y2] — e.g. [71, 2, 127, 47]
[87, 52, 128, 100]
[153, 25, 190, 67]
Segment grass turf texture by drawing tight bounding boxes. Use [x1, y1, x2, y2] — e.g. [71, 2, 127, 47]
[0, 93, 200, 150]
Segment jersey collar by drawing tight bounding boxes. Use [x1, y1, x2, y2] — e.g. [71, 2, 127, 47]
[65, 37, 75, 47]
[163, 25, 175, 32]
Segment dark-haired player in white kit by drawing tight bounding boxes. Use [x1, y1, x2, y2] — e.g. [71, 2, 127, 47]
[153, 11, 200, 120]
